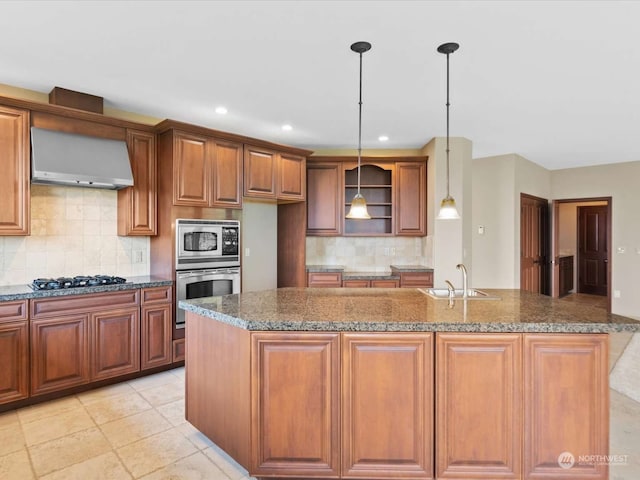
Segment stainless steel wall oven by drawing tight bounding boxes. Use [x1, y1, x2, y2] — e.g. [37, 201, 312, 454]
[175, 219, 240, 329]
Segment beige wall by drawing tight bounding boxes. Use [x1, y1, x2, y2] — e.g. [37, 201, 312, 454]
[0, 185, 149, 286]
[241, 200, 277, 292]
[552, 161, 640, 317]
[471, 154, 551, 289]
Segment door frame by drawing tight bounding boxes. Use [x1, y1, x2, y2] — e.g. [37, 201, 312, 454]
[550, 197, 611, 312]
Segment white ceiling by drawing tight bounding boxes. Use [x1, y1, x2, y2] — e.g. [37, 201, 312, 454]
[1, 1, 638, 170]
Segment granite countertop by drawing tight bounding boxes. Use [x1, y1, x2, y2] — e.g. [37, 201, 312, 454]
[179, 287, 640, 334]
[306, 265, 345, 273]
[0, 276, 173, 302]
[390, 265, 434, 273]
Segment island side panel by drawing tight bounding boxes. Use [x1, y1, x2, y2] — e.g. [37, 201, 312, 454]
[524, 333, 609, 480]
[185, 311, 251, 469]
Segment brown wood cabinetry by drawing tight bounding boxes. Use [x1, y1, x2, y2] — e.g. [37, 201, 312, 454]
[172, 338, 185, 363]
[342, 279, 399, 288]
[118, 129, 157, 235]
[307, 162, 343, 235]
[0, 301, 29, 404]
[244, 145, 306, 201]
[395, 162, 426, 235]
[141, 286, 173, 369]
[524, 334, 608, 480]
[307, 272, 343, 287]
[342, 333, 433, 478]
[251, 333, 340, 478]
[307, 156, 427, 237]
[30, 290, 141, 396]
[31, 314, 90, 395]
[91, 308, 140, 381]
[398, 271, 433, 288]
[559, 255, 574, 297]
[167, 130, 243, 209]
[0, 105, 30, 235]
[436, 333, 522, 479]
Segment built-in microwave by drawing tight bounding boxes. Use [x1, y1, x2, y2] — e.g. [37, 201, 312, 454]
[176, 219, 240, 270]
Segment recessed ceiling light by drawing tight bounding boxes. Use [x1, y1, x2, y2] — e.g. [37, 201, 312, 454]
[282, 124, 293, 131]
[378, 135, 389, 142]
[215, 106, 228, 115]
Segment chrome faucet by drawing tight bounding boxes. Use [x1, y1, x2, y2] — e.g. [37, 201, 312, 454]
[456, 264, 468, 299]
[444, 279, 456, 308]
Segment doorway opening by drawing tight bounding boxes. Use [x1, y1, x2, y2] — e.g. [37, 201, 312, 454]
[551, 197, 611, 312]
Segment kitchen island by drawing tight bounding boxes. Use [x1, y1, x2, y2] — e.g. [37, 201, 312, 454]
[179, 288, 640, 480]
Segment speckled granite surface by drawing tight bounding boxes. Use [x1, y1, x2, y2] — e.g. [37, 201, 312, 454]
[179, 287, 640, 333]
[0, 276, 173, 302]
[342, 272, 400, 280]
[390, 265, 434, 273]
[306, 265, 345, 272]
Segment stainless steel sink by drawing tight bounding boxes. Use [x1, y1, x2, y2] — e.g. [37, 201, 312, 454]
[418, 288, 501, 300]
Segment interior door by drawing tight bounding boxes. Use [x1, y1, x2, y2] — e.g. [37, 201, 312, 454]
[520, 194, 550, 295]
[578, 205, 608, 296]
[550, 200, 560, 297]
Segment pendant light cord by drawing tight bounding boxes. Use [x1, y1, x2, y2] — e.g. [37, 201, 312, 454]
[357, 50, 363, 196]
[445, 50, 451, 199]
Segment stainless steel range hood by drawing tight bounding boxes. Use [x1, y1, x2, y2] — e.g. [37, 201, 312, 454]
[31, 127, 134, 189]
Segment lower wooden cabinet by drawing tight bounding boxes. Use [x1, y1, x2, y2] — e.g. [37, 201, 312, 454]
[307, 272, 343, 287]
[398, 271, 433, 288]
[342, 333, 433, 478]
[0, 300, 29, 404]
[31, 314, 90, 396]
[91, 308, 140, 381]
[172, 338, 185, 362]
[436, 333, 522, 479]
[524, 334, 608, 480]
[251, 333, 340, 478]
[343, 279, 399, 288]
[141, 286, 173, 369]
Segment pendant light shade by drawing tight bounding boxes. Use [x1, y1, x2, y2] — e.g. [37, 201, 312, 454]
[345, 41, 372, 220]
[436, 42, 460, 220]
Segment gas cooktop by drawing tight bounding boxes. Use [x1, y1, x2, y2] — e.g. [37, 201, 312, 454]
[30, 275, 127, 291]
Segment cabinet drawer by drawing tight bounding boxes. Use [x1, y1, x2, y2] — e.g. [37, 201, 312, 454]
[31, 290, 140, 319]
[371, 279, 399, 288]
[0, 300, 28, 323]
[400, 272, 433, 288]
[307, 272, 342, 288]
[142, 286, 172, 304]
[343, 280, 369, 288]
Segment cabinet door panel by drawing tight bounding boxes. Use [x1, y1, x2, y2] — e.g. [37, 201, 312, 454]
[244, 146, 276, 198]
[342, 333, 434, 478]
[0, 321, 29, 404]
[0, 105, 29, 235]
[342, 280, 369, 288]
[251, 333, 340, 477]
[212, 140, 243, 208]
[278, 153, 305, 200]
[31, 315, 89, 395]
[524, 334, 608, 480]
[307, 272, 342, 287]
[141, 304, 172, 369]
[91, 308, 140, 381]
[371, 279, 399, 288]
[118, 129, 157, 235]
[436, 333, 522, 479]
[173, 133, 210, 206]
[395, 162, 426, 235]
[307, 163, 342, 235]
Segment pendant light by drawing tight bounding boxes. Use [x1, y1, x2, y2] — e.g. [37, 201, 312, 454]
[346, 41, 372, 220]
[436, 42, 461, 220]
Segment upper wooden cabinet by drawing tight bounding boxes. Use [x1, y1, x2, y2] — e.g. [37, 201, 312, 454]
[307, 162, 343, 235]
[0, 105, 30, 235]
[244, 145, 306, 201]
[307, 156, 427, 237]
[118, 129, 157, 236]
[163, 130, 243, 209]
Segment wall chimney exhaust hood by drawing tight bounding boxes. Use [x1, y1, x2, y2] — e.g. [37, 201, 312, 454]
[31, 127, 134, 189]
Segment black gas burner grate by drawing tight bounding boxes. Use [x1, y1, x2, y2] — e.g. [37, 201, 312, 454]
[30, 275, 127, 291]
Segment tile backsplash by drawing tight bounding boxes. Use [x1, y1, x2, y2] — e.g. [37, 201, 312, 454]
[306, 236, 433, 272]
[0, 185, 150, 286]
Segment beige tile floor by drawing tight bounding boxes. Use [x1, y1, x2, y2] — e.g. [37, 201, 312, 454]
[1, 321, 639, 478]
